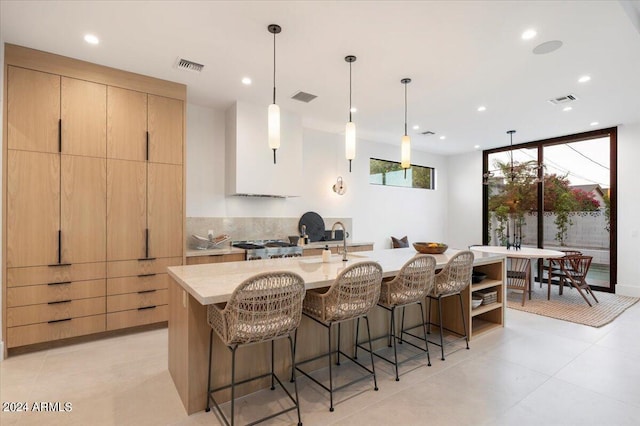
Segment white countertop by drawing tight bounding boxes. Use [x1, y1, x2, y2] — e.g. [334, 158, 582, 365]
[168, 247, 505, 305]
[471, 245, 565, 259]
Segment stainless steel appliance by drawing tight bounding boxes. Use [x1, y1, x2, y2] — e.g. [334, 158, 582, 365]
[232, 240, 303, 260]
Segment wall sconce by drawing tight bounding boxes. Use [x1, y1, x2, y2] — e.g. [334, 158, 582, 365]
[333, 176, 347, 195]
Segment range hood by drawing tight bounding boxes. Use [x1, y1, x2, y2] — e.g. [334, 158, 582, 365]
[225, 102, 302, 198]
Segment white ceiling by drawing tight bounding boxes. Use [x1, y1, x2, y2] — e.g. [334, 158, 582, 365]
[2, 0, 640, 155]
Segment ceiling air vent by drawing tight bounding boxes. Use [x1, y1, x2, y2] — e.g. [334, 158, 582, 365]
[291, 91, 317, 103]
[175, 58, 205, 73]
[421, 130, 435, 135]
[548, 94, 578, 105]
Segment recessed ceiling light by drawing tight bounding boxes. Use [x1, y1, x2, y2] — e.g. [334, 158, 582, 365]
[474, 145, 481, 150]
[84, 34, 99, 45]
[590, 121, 599, 126]
[439, 136, 446, 140]
[350, 107, 357, 113]
[578, 75, 591, 83]
[477, 106, 486, 112]
[521, 29, 537, 40]
[412, 125, 419, 130]
[563, 106, 572, 112]
[241, 77, 252, 85]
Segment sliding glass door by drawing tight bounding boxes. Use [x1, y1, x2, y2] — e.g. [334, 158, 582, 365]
[483, 128, 617, 293]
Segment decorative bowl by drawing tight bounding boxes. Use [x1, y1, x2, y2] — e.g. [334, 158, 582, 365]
[472, 272, 488, 283]
[413, 242, 448, 254]
[472, 296, 483, 309]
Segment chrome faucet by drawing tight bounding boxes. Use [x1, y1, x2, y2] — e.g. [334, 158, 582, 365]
[331, 221, 348, 261]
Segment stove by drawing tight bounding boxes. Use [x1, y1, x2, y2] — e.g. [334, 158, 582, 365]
[232, 240, 303, 260]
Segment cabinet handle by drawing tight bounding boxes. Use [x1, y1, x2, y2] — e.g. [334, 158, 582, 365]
[138, 305, 156, 311]
[58, 119, 62, 152]
[48, 300, 72, 305]
[146, 131, 150, 161]
[138, 289, 156, 294]
[137, 273, 157, 278]
[48, 263, 72, 268]
[47, 281, 71, 286]
[48, 318, 72, 324]
[137, 257, 156, 262]
[145, 228, 149, 259]
[58, 229, 62, 264]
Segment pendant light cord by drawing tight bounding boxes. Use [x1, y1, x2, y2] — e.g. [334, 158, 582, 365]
[349, 61, 352, 122]
[272, 30, 276, 104]
[404, 82, 408, 136]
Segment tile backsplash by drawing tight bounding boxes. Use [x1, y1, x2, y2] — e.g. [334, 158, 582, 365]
[186, 217, 352, 249]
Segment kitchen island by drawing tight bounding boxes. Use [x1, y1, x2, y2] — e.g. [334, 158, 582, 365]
[167, 247, 506, 414]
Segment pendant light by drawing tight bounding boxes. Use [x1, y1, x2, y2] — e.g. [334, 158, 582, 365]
[268, 24, 281, 164]
[400, 78, 412, 179]
[345, 55, 357, 172]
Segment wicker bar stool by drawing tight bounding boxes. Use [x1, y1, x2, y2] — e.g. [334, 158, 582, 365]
[356, 254, 436, 381]
[294, 261, 383, 412]
[205, 271, 305, 426]
[425, 250, 474, 361]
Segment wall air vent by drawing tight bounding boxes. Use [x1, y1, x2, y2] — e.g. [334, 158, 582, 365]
[291, 91, 317, 103]
[175, 58, 205, 72]
[548, 94, 578, 105]
[421, 130, 435, 135]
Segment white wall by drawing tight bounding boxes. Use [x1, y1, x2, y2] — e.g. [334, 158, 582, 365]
[185, 103, 450, 251]
[446, 151, 483, 249]
[616, 121, 640, 297]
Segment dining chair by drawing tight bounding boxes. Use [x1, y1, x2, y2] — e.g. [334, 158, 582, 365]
[507, 257, 531, 306]
[560, 255, 599, 307]
[543, 249, 582, 289]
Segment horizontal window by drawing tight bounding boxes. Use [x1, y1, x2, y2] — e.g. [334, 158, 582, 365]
[369, 158, 435, 189]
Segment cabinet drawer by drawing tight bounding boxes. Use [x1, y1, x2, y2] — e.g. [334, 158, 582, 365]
[7, 314, 106, 348]
[6, 297, 106, 327]
[7, 279, 106, 307]
[6, 262, 106, 287]
[106, 305, 168, 331]
[107, 274, 168, 295]
[107, 257, 182, 278]
[107, 289, 168, 312]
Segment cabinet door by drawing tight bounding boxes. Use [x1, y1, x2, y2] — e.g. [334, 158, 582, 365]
[148, 163, 183, 258]
[61, 77, 107, 157]
[148, 95, 183, 164]
[61, 155, 106, 263]
[7, 66, 60, 153]
[6, 150, 60, 267]
[107, 86, 147, 161]
[107, 160, 146, 261]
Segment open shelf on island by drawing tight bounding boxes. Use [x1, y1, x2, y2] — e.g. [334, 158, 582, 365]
[471, 301, 502, 317]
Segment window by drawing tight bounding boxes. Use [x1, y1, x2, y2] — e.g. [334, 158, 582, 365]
[369, 158, 434, 189]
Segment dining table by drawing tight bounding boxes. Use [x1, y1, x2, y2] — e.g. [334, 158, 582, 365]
[470, 245, 565, 298]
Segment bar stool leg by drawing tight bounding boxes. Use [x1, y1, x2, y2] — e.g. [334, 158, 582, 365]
[418, 301, 432, 366]
[354, 318, 360, 359]
[231, 345, 237, 426]
[390, 306, 399, 381]
[399, 307, 406, 344]
[205, 328, 214, 412]
[336, 323, 341, 366]
[328, 323, 334, 412]
[457, 293, 469, 350]
[438, 296, 445, 361]
[364, 315, 379, 391]
[288, 334, 303, 426]
[270, 340, 276, 390]
[290, 330, 297, 383]
[426, 297, 433, 334]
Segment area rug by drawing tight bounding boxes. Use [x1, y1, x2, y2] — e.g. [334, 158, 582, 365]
[506, 288, 639, 327]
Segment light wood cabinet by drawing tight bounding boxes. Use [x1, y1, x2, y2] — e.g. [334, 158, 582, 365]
[106, 159, 147, 261]
[107, 86, 148, 161]
[61, 77, 106, 157]
[7, 66, 60, 153]
[61, 155, 106, 264]
[3, 45, 186, 353]
[148, 94, 183, 164]
[185, 253, 246, 265]
[6, 150, 60, 267]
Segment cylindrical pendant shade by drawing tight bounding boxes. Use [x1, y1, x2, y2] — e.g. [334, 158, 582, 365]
[401, 135, 411, 169]
[345, 121, 356, 160]
[268, 103, 280, 150]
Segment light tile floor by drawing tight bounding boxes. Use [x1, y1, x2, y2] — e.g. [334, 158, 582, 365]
[2, 302, 640, 425]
